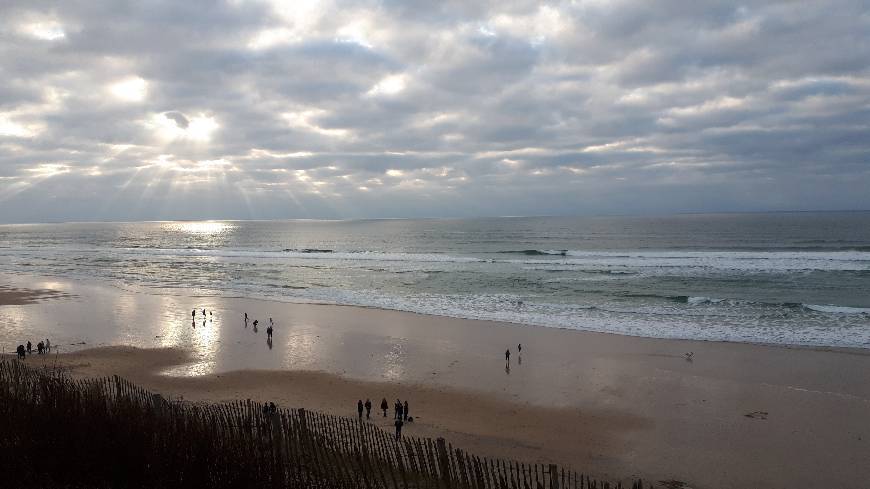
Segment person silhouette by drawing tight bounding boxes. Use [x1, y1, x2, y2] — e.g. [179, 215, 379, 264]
[403, 400, 409, 421]
[380, 398, 389, 417]
[364, 399, 372, 419]
[394, 418, 404, 441]
[505, 348, 510, 363]
[357, 400, 364, 419]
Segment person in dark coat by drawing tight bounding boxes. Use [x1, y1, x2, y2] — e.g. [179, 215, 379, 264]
[16, 345, 25, 359]
[357, 400, 364, 419]
[394, 418, 404, 441]
[27, 341, 32, 354]
[403, 400, 409, 421]
[395, 399, 403, 420]
[380, 398, 389, 417]
[364, 399, 372, 419]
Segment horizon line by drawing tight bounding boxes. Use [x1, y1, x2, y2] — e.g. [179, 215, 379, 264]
[2, 209, 870, 226]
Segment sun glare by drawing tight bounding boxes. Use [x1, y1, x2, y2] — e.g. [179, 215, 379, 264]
[165, 221, 234, 235]
[150, 113, 218, 143]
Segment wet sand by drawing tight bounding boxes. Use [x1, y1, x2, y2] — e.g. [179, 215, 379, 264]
[3, 274, 870, 488]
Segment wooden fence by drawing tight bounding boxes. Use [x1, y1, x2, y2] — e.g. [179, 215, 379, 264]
[0, 359, 647, 489]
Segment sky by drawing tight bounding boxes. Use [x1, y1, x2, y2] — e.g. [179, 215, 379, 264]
[1, 0, 869, 222]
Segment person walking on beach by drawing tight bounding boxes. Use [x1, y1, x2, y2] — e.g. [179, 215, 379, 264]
[269, 317, 273, 327]
[37, 341, 44, 354]
[27, 341, 32, 355]
[397, 399, 404, 421]
[266, 325, 273, 340]
[518, 343, 522, 354]
[364, 399, 372, 419]
[192, 309, 196, 319]
[403, 400, 409, 421]
[202, 309, 206, 317]
[45, 338, 50, 352]
[394, 418, 404, 441]
[17, 344, 25, 359]
[381, 398, 389, 417]
[357, 400, 364, 419]
[245, 312, 248, 322]
[505, 348, 510, 363]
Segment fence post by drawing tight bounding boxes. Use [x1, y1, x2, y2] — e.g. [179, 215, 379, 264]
[436, 437, 453, 488]
[549, 464, 559, 489]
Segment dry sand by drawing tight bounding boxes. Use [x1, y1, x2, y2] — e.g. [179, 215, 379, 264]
[3, 278, 870, 488]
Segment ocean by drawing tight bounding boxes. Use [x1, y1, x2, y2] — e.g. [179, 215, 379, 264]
[1, 212, 869, 348]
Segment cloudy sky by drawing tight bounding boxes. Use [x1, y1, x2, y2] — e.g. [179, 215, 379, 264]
[1, 1, 868, 222]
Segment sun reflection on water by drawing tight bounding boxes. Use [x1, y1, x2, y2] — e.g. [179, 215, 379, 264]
[165, 221, 234, 235]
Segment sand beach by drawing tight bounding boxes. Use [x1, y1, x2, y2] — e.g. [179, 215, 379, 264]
[3, 275, 869, 488]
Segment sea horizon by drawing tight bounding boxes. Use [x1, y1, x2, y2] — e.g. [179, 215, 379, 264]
[3, 208, 870, 226]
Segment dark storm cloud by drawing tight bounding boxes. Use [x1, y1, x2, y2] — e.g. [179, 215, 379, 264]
[1, 0, 869, 222]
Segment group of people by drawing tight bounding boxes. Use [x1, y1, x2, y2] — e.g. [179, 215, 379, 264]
[15, 338, 51, 359]
[355, 398, 411, 440]
[244, 313, 275, 341]
[505, 343, 523, 372]
[191, 308, 213, 329]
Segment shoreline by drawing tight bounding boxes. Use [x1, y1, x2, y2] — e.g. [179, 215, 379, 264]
[3, 273, 870, 488]
[3, 271, 868, 354]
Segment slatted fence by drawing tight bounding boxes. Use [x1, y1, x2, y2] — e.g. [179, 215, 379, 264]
[0, 359, 646, 489]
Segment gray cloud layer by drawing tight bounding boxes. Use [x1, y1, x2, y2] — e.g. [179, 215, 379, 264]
[1, 0, 869, 222]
